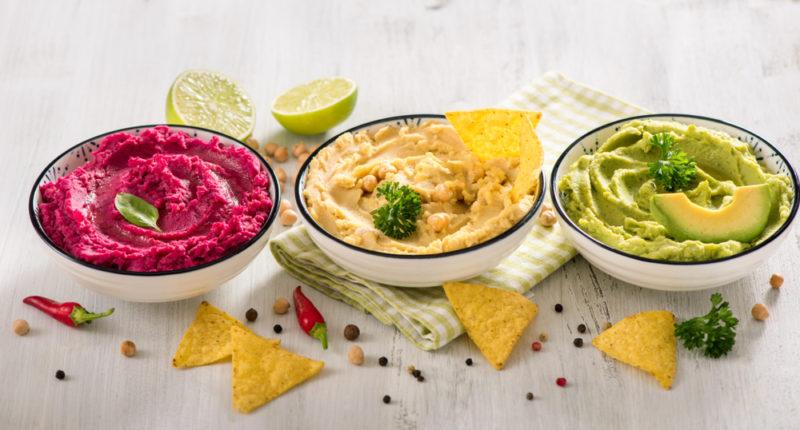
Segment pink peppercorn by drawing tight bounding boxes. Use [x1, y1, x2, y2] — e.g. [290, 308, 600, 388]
[531, 341, 542, 351]
[556, 377, 567, 387]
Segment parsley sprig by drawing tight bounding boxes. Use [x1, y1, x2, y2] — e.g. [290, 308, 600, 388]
[675, 293, 739, 358]
[648, 132, 697, 191]
[371, 182, 422, 239]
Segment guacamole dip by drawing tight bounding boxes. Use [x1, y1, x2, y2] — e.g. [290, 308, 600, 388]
[557, 119, 794, 261]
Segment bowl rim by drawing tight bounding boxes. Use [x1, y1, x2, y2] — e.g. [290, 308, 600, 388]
[294, 113, 547, 260]
[550, 113, 800, 266]
[28, 124, 281, 277]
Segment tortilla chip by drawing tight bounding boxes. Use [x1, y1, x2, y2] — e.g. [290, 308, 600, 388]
[231, 326, 324, 413]
[445, 109, 542, 161]
[172, 301, 278, 368]
[592, 310, 677, 389]
[443, 282, 538, 370]
[510, 116, 544, 202]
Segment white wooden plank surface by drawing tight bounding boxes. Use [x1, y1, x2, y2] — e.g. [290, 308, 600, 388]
[1, 1, 799, 429]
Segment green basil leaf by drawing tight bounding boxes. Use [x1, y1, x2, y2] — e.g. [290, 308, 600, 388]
[114, 193, 161, 231]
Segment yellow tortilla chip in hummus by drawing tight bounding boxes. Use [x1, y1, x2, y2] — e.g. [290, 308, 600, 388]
[172, 301, 278, 368]
[445, 109, 542, 160]
[231, 326, 324, 413]
[592, 310, 677, 389]
[443, 282, 538, 370]
[511, 116, 544, 202]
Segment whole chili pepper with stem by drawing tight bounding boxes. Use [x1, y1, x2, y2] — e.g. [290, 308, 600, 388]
[293, 286, 328, 349]
[23, 296, 114, 327]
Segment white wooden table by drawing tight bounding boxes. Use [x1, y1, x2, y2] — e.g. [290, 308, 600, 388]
[1, 1, 799, 429]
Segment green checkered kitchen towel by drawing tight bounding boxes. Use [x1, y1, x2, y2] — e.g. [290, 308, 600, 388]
[269, 72, 647, 350]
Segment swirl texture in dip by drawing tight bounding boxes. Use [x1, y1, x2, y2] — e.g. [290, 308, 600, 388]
[38, 126, 272, 272]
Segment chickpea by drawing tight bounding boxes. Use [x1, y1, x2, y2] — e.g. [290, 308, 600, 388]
[274, 146, 289, 162]
[120, 340, 137, 357]
[432, 183, 452, 202]
[362, 175, 378, 193]
[279, 198, 292, 214]
[348, 345, 365, 365]
[12, 319, 29, 336]
[275, 167, 287, 184]
[273, 297, 290, 314]
[751, 303, 769, 321]
[296, 152, 309, 166]
[538, 209, 557, 227]
[292, 142, 308, 158]
[375, 163, 397, 179]
[427, 213, 449, 232]
[263, 142, 279, 156]
[281, 209, 298, 226]
[245, 137, 260, 151]
[770, 273, 784, 289]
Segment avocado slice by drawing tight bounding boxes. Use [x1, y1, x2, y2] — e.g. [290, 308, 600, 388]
[650, 184, 772, 243]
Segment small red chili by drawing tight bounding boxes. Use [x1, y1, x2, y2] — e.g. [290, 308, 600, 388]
[293, 286, 328, 349]
[23, 296, 114, 327]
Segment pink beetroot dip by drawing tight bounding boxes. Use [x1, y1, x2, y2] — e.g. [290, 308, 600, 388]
[38, 126, 273, 272]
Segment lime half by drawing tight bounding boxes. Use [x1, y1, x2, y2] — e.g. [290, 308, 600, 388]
[166, 70, 256, 140]
[271, 77, 357, 135]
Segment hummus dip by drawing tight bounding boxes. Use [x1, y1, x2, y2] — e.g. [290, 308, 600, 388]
[303, 121, 537, 254]
[557, 119, 793, 261]
[38, 126, 273, 272]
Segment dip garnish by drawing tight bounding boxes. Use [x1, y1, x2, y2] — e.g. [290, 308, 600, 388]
[370, 182, 422, 239]
[23, 295, 114, 328]
[675, 293, 738, 358]
[115, 192, 161, 232]
[648, 132, 697, 191]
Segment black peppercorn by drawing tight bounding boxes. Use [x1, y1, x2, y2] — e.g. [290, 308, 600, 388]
[416, 375, 425, 382]
[378, 356, 388, 366]
[577, 323, 587, 333]
[573, 337, 583, 348]
[526, 392, 534, 401]
[382, 395, 391, 404]
[465, 358, 473, 366]
[245, 308, 258, 322]
[554, 303, 563, 313]
[412, 369, 421, 378]
[55, 370, 65, 380]
[273, 324, 283, 334]
[344, 324, 360, 341]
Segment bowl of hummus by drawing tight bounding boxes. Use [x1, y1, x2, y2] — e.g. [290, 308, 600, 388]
[552, 114, 798, 291]
[295, 114, 546, 287]
[29, 125, 280, 302]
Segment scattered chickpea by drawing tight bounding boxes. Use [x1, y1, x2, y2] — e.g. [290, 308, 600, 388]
[120, 340, 136, 357]
[12, 319, 29, 336]
[348, 345, 365, 365]
[296, 152, 310, 166]
[770, 274, 784, 289]
[432, 183, 452, 202]
[538, 210, 557, 227]
[751, 303, 769, 321]
[361, 175, 378, 193]
[273, 297, 290, 314]
[245, 137, 260, 151]
[427, 213, 449, 232]
[274, 147, 289, 162]
[292, 142, 308, 158]
[538, 332, 549, 342]
[281, 209, 298, 226]
[279, 198, 292, 214]
[263, 142, 278, 156]
[275, 167, 287, 184]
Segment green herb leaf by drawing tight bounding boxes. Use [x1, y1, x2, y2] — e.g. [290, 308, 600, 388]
[114, 193, 161, 232]
[370, 182, 422, 239]
[647, 132, 697, 192]
[675, 293, 738, 358]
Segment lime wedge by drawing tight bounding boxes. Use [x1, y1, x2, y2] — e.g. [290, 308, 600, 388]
[166, 70, 255, 140]
[271, 77, 357, 135]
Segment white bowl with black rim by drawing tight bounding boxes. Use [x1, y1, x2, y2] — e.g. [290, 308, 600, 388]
[550, 113, 799, 291]
[294, 114, 547, 287]
[29, 125, 280, 302]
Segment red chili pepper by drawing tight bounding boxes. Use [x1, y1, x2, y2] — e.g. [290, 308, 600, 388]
[23, 296, 114, 327]
[293, 286, 328, 349]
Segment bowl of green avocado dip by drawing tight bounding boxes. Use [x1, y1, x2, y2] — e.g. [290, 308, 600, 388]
[551, 114, 798, 290]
